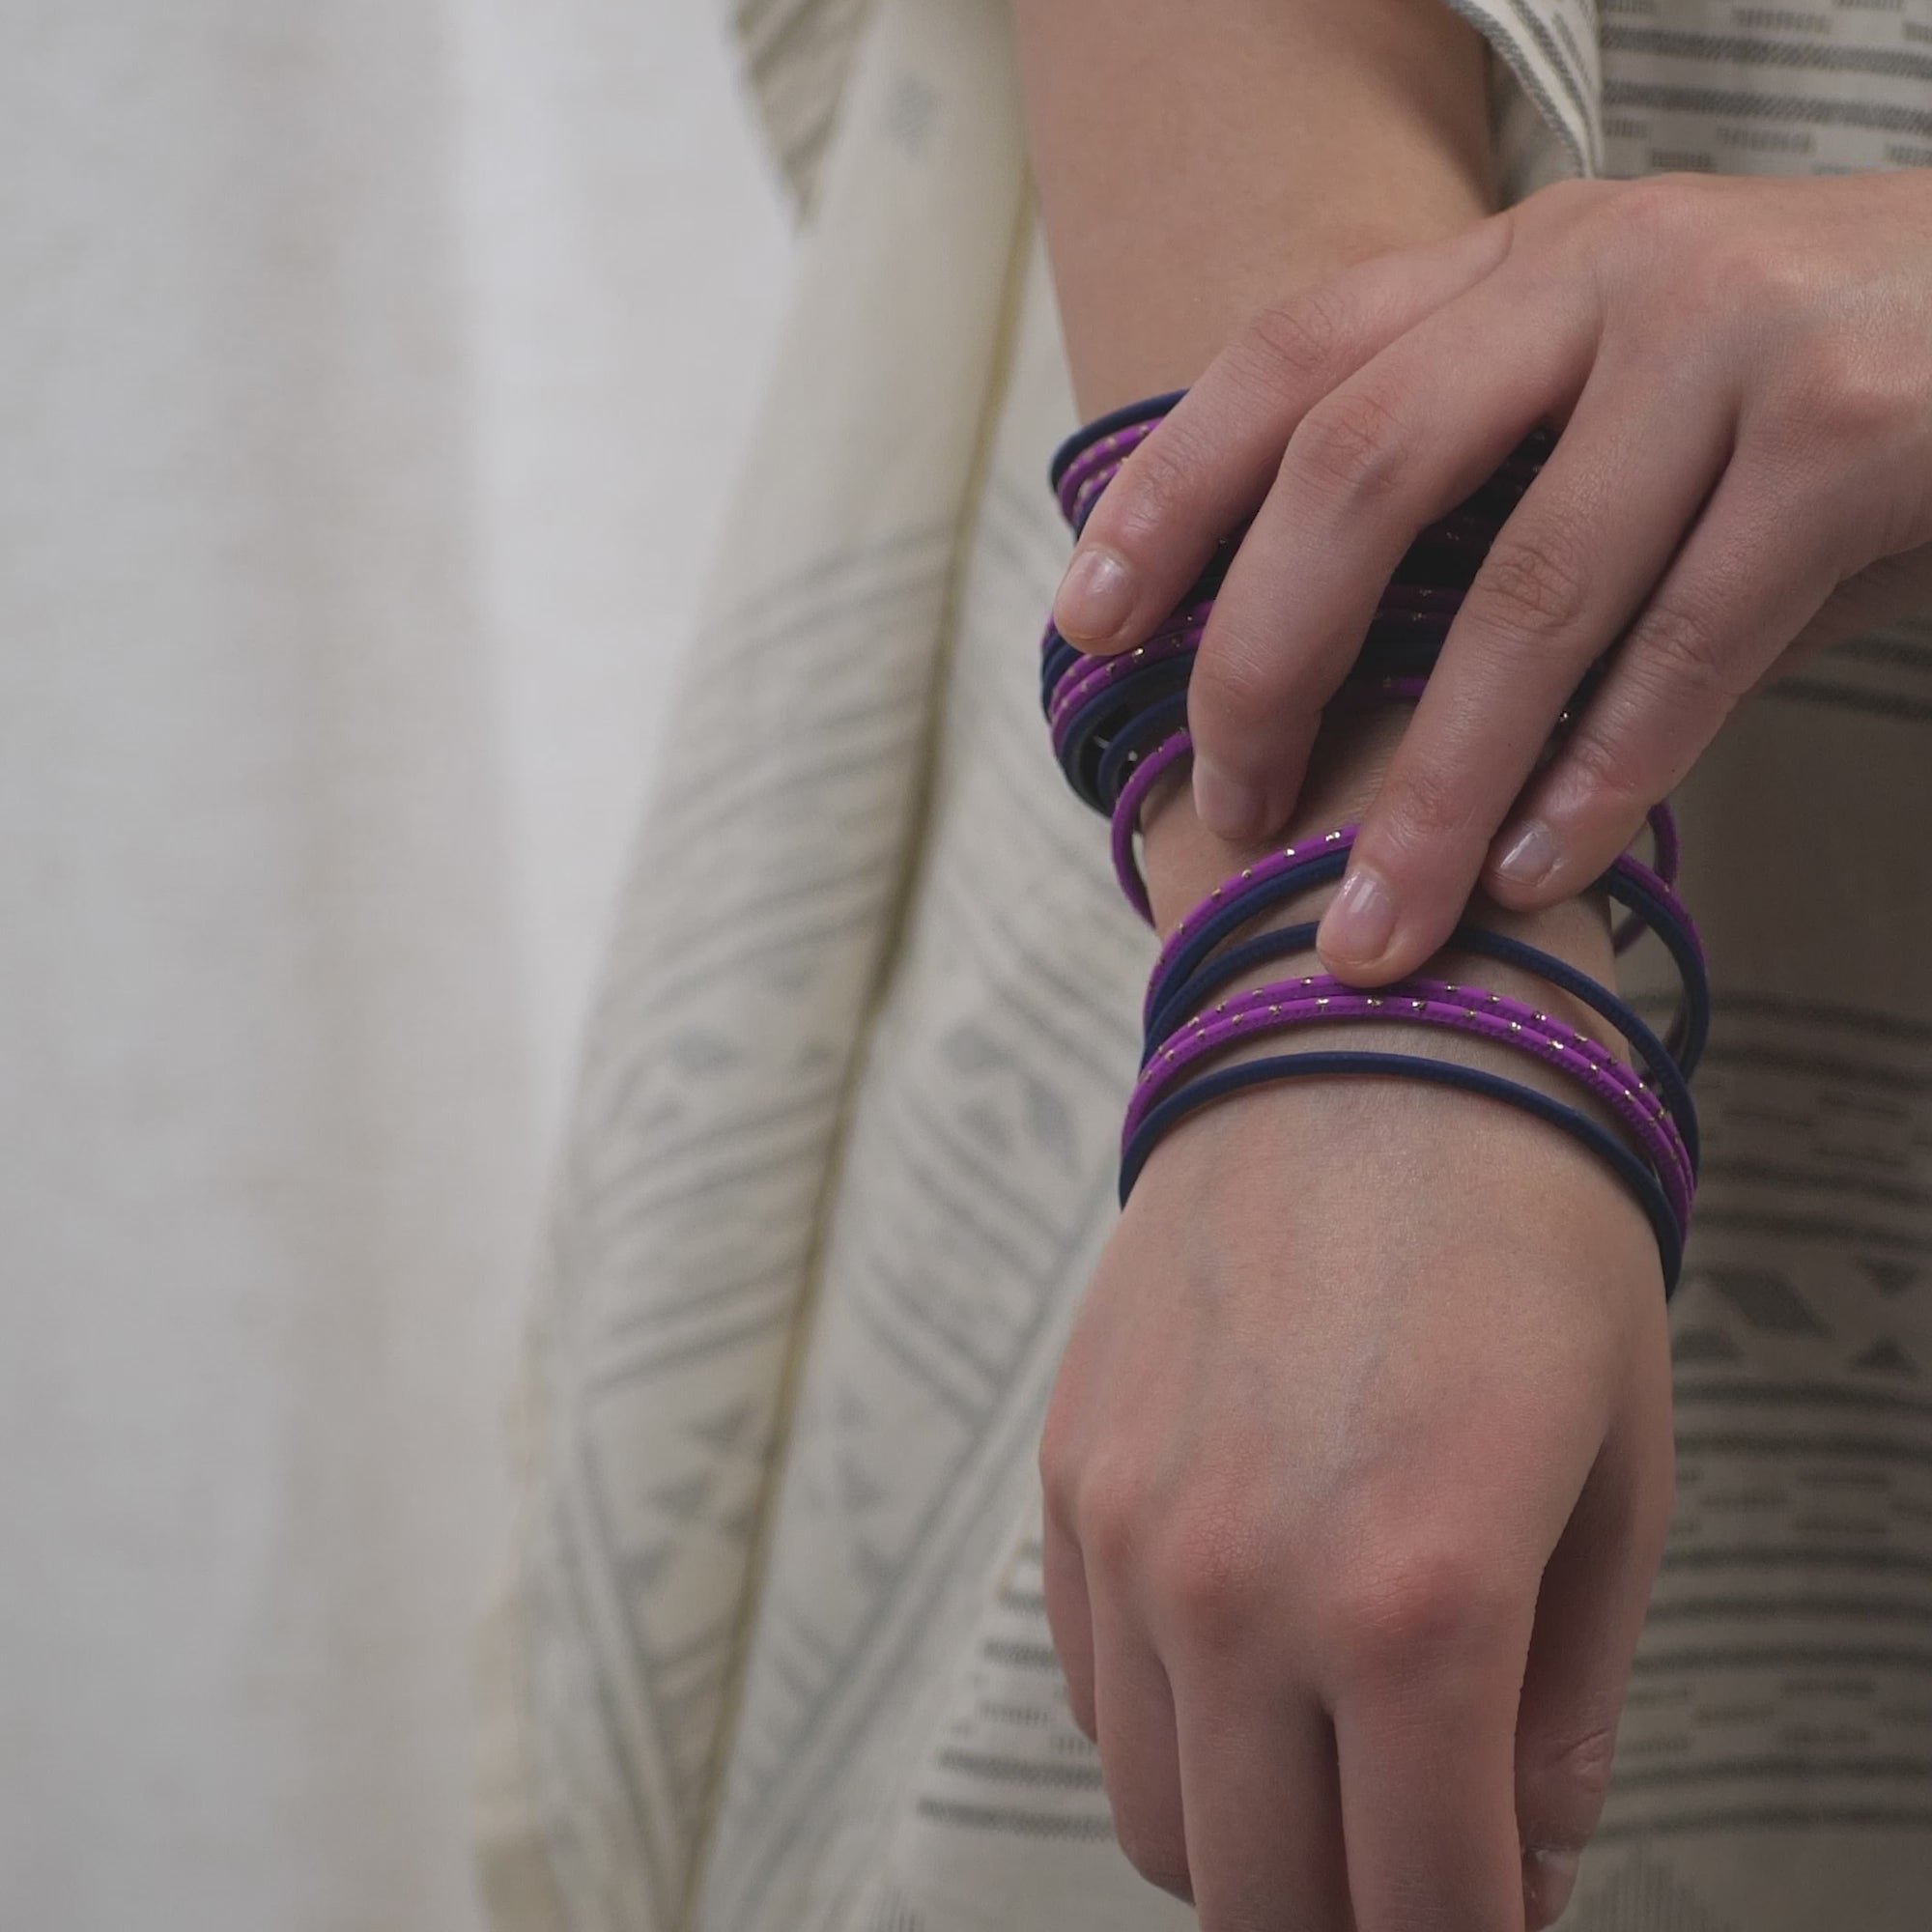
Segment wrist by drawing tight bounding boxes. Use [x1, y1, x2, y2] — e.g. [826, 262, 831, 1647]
[1138, 708, 1625, 1099]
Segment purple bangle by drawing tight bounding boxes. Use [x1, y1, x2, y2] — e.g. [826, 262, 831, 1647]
[1141, 824, 1709, 1078]
[1139, 914, 1701, 1177]
[1046, 610, 1210, 746]
[1110, 728, 1193, 923]
[1119, 1045, 1685, 1294]
[1125, 972, 1694, 1231]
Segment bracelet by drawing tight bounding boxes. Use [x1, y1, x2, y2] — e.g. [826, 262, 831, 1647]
[1040, 388, 1703, 1295]
[1140, 825, 1708, 1083]
[1118, 1049, 1685, 1294]
[1140, 918, 1700, 1178]
[1129, 975, 1694, 1231]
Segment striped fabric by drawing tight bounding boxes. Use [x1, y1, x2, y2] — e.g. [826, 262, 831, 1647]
[476, 2, 1932, 1927]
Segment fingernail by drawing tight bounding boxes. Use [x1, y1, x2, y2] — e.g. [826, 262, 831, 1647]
[1320, 867, 1397, 966]
[1054, 546, 1135, 641]
[1492, 818, 1558, 892]
[1522, 1846, 1580, 1927]
[1192, 756, 1268, 841]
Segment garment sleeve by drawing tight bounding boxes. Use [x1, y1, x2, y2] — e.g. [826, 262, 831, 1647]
[1440, 0, 1605, 190]
[723, 0, 1603, 220]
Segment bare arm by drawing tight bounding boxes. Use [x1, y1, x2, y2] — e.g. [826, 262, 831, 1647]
[1012, 8, 1675, 1931]
[1015, 0, 1497, 417]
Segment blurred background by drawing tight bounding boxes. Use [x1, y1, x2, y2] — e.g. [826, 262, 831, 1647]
[0, 4, 791, 1925]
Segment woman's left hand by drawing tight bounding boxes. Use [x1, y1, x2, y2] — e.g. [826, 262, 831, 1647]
[1050, 165, 1932, 984]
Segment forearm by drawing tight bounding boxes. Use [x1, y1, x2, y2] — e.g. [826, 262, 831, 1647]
[1011, 0, 1498, 420]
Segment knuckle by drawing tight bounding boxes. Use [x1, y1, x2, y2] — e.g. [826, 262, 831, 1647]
[1553, 725, 1655, 822]
[1076, 1460, 1149, 1577]
[1376, 755, 1485, 858]
[1037, 1412, 1077, 1524]
[1110, 1805, 1191, 1898]
[1090, 435, 1196, 551]
[1542, 1720, 1619, 1803]
[1472, 521, 1594, 640]
[1534, 174, 1610, 219]
[1625, 592, 1741, 711]
[1727, 238, 1825, 315]
[1243, 282, 1350, 388]
[1590, 174, 1712, 256]
[1327, 1538, 1516, 1681]
[1521, 1719, 1619, 1848]
[1291, 383, 1409, 505]
[1152, 1509, 1266, 1653]
[1191, 629, 1290, 731]
[1772, 327, 1908, 453]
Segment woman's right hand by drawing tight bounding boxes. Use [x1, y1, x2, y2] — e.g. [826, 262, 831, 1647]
[1037, 710, 1677, 1932]
[1038, 1051, 1675, 1931]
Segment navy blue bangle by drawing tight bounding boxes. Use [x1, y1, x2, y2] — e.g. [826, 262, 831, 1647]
[1118, 1047, 1684, 1296]
[1049, 387, 1191, 493]
[1142, 919, 1700, 1176]
[1142, 844, 1709, 1086]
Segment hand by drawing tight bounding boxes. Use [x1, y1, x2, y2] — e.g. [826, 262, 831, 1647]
[1049, 165, 1932, 983]
[1038, 1065, 1676, 1931]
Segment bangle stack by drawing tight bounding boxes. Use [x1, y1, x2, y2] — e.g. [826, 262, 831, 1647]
[1039, 390, 1706, 1296]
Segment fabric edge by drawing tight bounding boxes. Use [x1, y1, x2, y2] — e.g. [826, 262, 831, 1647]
[1437, 0, 1602, 185]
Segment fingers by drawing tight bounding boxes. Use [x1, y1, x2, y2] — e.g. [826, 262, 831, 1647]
[1041, 1501, 1097, 1739]
[1171, 1660, 1350, 1931]
[1479, 440, 1847, 910]
[1330, 1540, 1538, 1932]
[1046, 1431, 1195, 1898]
[1313, 350, 1736, 983]
[1185, 255, 1599, 845]
[1052, 214, 1516, 656]
[1092, 1584, 1192, 1899]
[1514, 1350, 1675, 1929]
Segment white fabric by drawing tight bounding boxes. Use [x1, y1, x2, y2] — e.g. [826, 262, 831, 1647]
[0, 6, 787, 1927]
[485, 1, 1932, 1929]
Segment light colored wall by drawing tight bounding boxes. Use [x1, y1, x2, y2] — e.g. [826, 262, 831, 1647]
[0, 5, 790, 1926]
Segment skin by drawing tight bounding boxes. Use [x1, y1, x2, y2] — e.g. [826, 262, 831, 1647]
[1052, 166, 1932, 985]
[1009, 3, 1679, 1927]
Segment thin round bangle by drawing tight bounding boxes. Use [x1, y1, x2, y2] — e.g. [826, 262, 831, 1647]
[1140, 830, 1709, 1078]
[1141, 915, 1700, 1176]
[1127, 975, 1694, 1229]
[1117, 1047, 1684, 1295]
